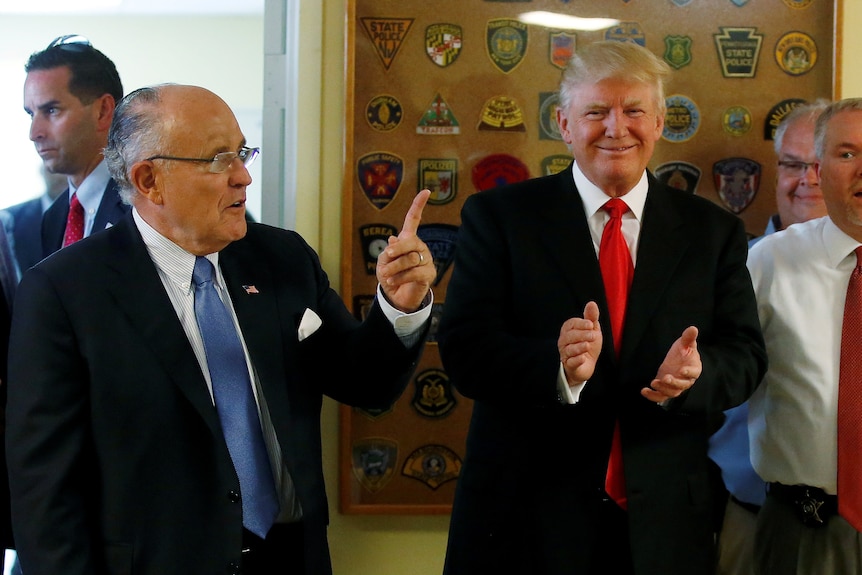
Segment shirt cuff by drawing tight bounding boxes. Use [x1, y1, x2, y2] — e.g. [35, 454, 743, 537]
[557, 362, 587, 404]
[375, 285, 433, 347]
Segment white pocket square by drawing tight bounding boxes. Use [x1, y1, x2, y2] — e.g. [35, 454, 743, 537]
[298, 308, 323, 341]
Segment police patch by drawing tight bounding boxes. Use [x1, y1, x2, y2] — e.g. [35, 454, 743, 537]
[352, 437, 398, 493]
[550, 31, 576, 69]
[357, 151, 404, 210]
[417, 93, 461, 135]
[775, 32, 817, 76]
[714, 27, 763, 78]
[354, 404, 394, 422]
[401, 444, 462, 490]
[713, 158, 761, 214]
[664, 35, 692, 69]
[486, 19, 528, 74]
[541, 155, 572, 176]
[418, 158, 458, 205]
[764, 98, 807, 140]
[472, 154, 530, 191]
[654, 161, 701, 194]
[782, 0, 813, 7]
[411, 368, 457, 418]
[366, 94, 403, 132]
[604, 21, 645, 46]
[731, 0, 750, 5]
[416, 223, 459, 286]
[426, 23, 463, 67]
[539, 92, 562, 141]
[478, 96, 526, 132]
[360, 17, 415, 71]
[722, 105, 752, 136]
[359, 224, 397, 275]
[662, 95, 700, 143]
[671, 0, 693, 5]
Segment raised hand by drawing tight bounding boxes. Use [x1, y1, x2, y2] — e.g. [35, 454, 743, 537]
[375, 189, 436, 312]
[641, 326, 701, 404]
[558, 301, 603, 385]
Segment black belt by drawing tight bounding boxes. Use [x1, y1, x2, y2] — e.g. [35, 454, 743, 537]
[768, 482, 837, 527]
[729, 494, 761, 515]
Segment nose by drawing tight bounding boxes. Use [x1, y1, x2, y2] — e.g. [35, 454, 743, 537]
[227, 158, 253, 187]
[29, 115, 44, 142]
[800, 163, 819, 186]
[604, 108, 629, 138]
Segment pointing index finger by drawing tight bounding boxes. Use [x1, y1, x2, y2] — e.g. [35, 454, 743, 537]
[400, 189, 430, 238]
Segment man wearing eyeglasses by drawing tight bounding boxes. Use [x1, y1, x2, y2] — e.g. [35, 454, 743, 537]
[6, 84, 436, 575]
[708, 99, 830, 575]
[23, 35, 129, 261]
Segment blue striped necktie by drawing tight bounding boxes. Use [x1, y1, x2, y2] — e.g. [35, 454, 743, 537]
[192, 256, 279, 538]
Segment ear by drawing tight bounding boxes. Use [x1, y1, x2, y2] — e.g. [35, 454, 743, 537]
[556, 107, 572, 145]
[129, 161, 163, 206]
[94, 94, 116, 132]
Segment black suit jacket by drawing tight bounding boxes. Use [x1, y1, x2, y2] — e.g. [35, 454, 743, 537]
[438, 167, 767, 575]
[3, 197, 44, 274]
[40, 178, 128, 259]
[8, 215, 422, 574]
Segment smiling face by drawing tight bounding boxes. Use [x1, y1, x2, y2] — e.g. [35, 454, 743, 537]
[775, 118, 827, 228]
[24, 66, 111, 186]
[816, 109, 862, 242]
[557, 77, 664, 197]
[132, 86, 250, 255]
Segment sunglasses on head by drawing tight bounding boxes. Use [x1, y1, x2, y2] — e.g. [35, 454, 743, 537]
[46, 34, 93, 52]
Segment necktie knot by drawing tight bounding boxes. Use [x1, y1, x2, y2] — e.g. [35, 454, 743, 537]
[193, 256, 215, 288]
[603, 198, 628, 219]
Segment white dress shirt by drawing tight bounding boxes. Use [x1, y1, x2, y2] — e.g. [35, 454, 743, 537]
[132, 209, 431, 521]
[67, 160, 111, 237]
[748, 216, 862, 494]
[558, 162, 648, 403]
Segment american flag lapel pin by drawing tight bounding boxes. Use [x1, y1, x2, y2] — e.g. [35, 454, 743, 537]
[242, 285, 260, 294]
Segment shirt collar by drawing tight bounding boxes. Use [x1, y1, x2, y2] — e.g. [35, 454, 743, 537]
[68, 160, 111, 213]
[823, 216, 862, 269]
[571, 161, 649, 221]
[132, 208, 220, 292]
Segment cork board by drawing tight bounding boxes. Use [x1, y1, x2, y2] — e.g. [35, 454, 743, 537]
[340, 0, 840, 514]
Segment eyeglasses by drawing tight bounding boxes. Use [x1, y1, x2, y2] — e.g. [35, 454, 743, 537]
[46, 35, 93, 52]
[145, 147, 260, 173]
[777, 160, 816, 177]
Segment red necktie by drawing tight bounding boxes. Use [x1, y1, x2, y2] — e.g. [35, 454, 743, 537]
[838, 246, 862, 531]
[62, 193, 85, 247]
[600, 198, 634, 509]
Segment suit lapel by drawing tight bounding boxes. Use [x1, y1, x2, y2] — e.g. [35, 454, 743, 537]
[219, 241, 292, 429]
[92, 179, 130, 233]
[620, 179, 687, 362]
[103, 217, 223, 437]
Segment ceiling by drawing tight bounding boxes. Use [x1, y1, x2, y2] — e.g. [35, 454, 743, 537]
[0, 0, 264, 15]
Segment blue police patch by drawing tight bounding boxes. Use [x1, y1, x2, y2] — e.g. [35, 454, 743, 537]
[357, 151, 404, 210]
[713, 158, 761, 214]
[662, 95, 700, 143]
[352, 437, 398, 493]
[417, 223, 459, 286]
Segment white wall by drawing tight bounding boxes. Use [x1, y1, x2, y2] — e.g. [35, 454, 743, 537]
[0, 15, 264, 214]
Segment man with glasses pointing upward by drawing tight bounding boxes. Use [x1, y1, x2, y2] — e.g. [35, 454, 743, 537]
[7, 84, 436, 574]
[23, 35, 128, 262]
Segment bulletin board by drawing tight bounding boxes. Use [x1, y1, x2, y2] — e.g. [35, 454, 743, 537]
[340, 0, 841, 514]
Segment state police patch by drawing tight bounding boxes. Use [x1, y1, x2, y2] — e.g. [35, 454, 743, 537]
[416, 223, 459, 286]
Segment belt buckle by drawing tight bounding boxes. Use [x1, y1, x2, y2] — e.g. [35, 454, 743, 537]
[794, 488, 826, 527]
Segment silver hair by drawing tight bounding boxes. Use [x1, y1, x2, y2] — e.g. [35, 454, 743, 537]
[104, 85, 170, 205]
[773, 98, 830, 156]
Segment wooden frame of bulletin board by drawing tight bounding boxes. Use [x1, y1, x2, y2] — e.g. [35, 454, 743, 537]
[340, 0, 841, 515]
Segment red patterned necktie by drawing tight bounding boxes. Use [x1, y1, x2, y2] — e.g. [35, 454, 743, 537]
[838, 246, 862, 531]
[62, 193, 85, 247]
[600, 198, 634, 509]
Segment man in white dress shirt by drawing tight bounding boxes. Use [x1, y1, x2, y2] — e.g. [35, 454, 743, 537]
[748, 97, 862, 574]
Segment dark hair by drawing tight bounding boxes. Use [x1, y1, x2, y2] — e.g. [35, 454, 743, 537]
[25, 42, 123, 105]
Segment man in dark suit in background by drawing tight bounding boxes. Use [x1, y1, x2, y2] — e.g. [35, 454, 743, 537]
[439, 41, 767, 575]
[7, 84, 436, 574]
[23, 34, 129, 258]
